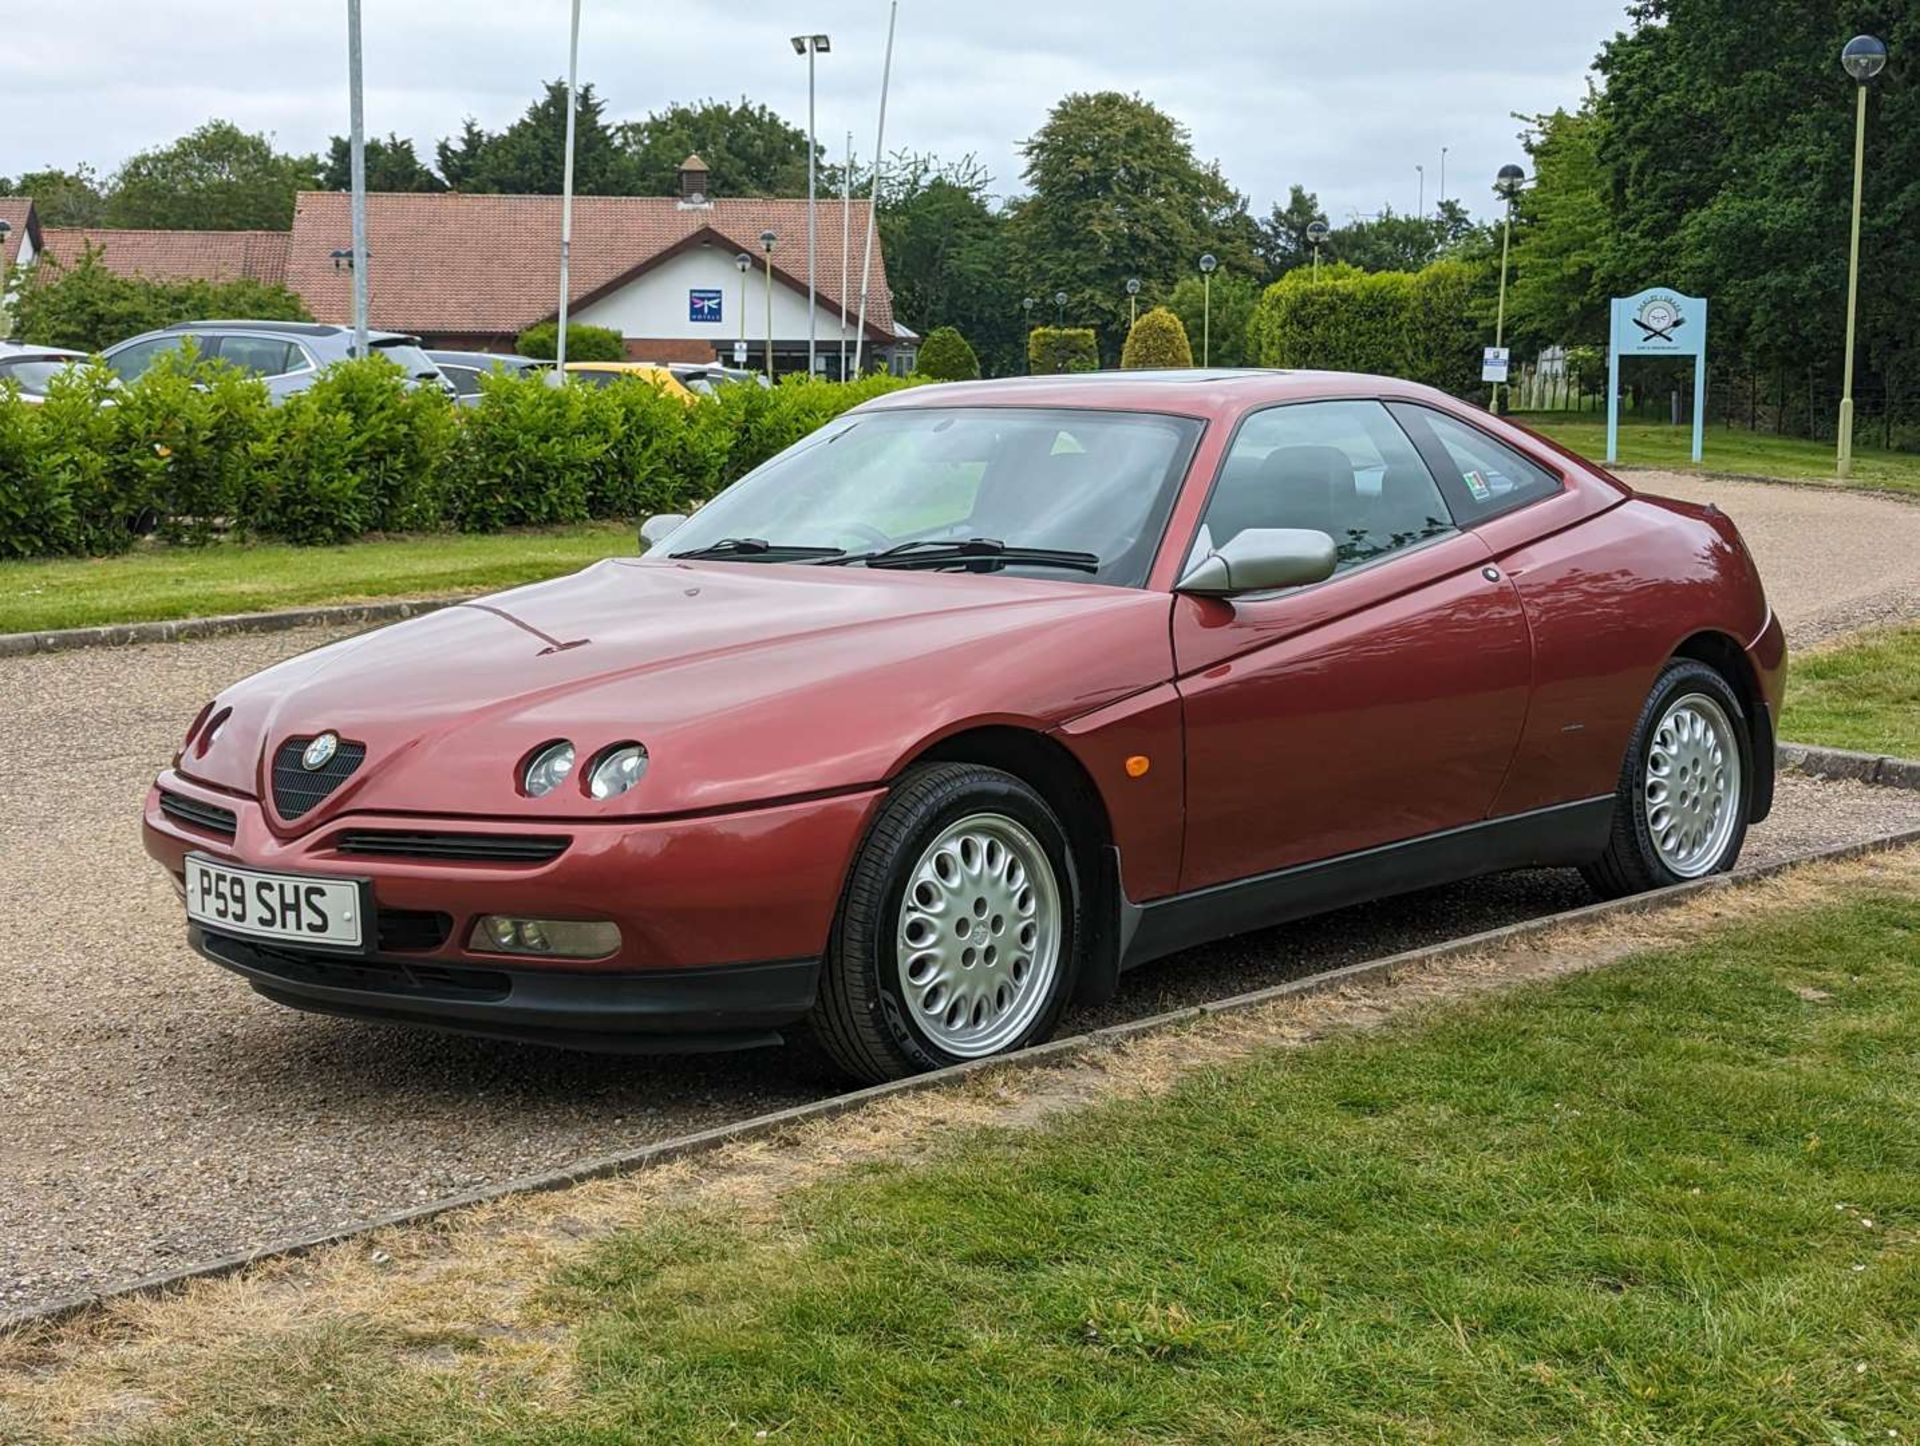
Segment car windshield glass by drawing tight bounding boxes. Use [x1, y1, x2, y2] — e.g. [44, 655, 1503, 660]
[658, 406, 1202, 589]
[367, 340, 440, 378]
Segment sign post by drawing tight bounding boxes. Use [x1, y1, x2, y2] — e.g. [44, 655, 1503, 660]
[1607, 287, 1707, 465]
[1481, 346, 1510, 386]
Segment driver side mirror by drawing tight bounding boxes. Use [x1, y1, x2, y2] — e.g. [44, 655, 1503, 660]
[639, 513, 688, 549]
[1176, 527, 1338, 597]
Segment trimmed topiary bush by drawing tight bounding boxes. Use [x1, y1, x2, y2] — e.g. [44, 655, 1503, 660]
[913, 326, 981, 382]
[1027, 327, 1099, 375]
[1121, 306, 1194, 369]
[514, 320, 627, 363]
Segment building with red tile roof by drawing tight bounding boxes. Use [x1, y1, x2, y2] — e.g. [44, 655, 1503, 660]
[37, 228, 292, 288]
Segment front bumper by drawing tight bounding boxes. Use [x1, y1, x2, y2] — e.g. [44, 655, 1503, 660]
[145, 771, 885, 1052]
[192, 926, 819, 1052]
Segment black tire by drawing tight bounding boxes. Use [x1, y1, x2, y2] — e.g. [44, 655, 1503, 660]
[1582, 658, 1753, 899]
[810, 763, 1083, 1084]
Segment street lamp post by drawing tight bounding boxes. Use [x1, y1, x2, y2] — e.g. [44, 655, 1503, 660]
[1306, 220, 1328, 281]
[1053, 290, 1068, 326]
[1415, 163, 1424, 218]
[1439, 146, 1448, 215]
[1198, 253, 1218, 366]
[345, 0, 370, 356]
[760, 229, 778, 383]
[1492, 164, 1525, 413]
[553, 0, 582, 371]
[1126, 277, 1141, 331]
[1837, 34, 1887, 478]
[735, 251, 752, 362]
[790, 33, 830, 376]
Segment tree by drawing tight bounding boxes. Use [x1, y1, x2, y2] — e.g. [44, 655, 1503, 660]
[1121, 306, 1193, 368]
[0, 167, 108, 227]
[1027, 327, 1098, 374]
[1168, 272, 1258, 366]
[1257, 185, 1327, 277]
[876, 153, 1022, 376]
[436, 82, 635, 195]
[913, 326, 981, 381]
[321, 133, 446, 193]
[515, 320, 626, 362]
[1006, 92, 1257, 363]
[14, 246, 311, 352]
[1500, 101, 1612, 351]
[619, 99, 813, 197]
[105, 120, 319, 230]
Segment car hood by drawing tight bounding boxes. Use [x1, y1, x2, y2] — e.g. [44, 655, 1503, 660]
[182, 558, 1173, 826]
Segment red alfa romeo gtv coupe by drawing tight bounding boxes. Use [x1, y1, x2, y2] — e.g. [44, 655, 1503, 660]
[143, 371, 1785, 1082]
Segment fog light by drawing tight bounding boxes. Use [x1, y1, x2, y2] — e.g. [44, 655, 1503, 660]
[469, 916, 620, 959]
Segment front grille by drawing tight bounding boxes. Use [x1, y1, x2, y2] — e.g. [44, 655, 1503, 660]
[271, 736, 367, 821]
[336, 831, 570, 864]
[158, 789, 237, 838]
[376, 909, 453, 952]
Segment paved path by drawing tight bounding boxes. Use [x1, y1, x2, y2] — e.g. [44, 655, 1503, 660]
[1626, 470, 1920, 644]
[5, 475, 1919, 1315]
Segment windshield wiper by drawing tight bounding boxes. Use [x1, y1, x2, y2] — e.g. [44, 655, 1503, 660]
[668, 536, 848, 562]
[823, 538, 1101, 574]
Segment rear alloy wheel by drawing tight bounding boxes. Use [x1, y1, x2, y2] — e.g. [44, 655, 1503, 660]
[1583, 659, 1752, 898]
[811, 764, 1081, 1083]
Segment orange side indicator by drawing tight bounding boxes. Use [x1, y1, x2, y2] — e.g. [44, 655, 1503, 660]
[1125, 755, 1152, 778]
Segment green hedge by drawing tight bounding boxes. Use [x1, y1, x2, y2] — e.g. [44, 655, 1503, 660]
[514, 321, 627, 362]
[1248, 259, 1489, 396]
[0, 359, 917, 559]
[1027, 327, 1099, 375]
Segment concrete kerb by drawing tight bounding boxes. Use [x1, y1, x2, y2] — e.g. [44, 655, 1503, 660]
[7, 818, 1919, 1338]
[0, 597, 464, 659]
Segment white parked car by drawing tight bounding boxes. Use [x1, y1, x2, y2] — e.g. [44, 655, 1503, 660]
[0, 342, 90, 403]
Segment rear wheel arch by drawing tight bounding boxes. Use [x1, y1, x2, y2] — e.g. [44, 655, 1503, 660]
[1670, 630, 1775, 823]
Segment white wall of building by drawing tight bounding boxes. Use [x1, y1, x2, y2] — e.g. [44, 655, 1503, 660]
[573, 241, 860, 349]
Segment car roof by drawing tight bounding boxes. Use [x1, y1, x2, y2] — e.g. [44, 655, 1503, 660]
[155, 320, 420, 342]
[855, 368, 1466, 419]
[0, 341, 84, 359]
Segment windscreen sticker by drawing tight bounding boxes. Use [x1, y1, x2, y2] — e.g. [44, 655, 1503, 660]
[1462, 469, 1493, 501]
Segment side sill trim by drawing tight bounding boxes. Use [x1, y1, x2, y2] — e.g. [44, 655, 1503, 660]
[1119, 797, 1614, 971]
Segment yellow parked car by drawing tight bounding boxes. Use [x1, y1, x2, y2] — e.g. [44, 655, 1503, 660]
[550, 362, 697, 404]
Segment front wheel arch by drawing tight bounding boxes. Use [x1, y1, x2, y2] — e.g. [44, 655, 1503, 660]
[1670, 630, 1775, 824]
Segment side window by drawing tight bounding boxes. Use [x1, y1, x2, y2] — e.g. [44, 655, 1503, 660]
[105, 336, 187, 382]
[210, 335, 298, 378]
[1387, 404, 1562, 523]
[1198, 399, 1456, 574]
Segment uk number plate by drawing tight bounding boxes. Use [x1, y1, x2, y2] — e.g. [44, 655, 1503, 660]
[184, 854, 367, 951]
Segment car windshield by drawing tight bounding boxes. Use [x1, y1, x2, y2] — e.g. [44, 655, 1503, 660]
[366, 339, 441, 380]
[660, 406, 1203, 589]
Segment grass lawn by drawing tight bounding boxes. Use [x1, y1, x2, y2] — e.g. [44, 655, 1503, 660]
[0, 522, 634, 634]
[1783, 623, 1920, 758]
[1517, 413, 1920, 497]
[41, 873, 1920, 1443]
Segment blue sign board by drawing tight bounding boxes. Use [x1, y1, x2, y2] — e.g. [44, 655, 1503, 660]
[689, 288, 724, 324]
[1607, 287, 1707, 464]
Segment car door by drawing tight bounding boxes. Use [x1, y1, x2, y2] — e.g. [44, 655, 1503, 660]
[1172, 398, 1533, 891]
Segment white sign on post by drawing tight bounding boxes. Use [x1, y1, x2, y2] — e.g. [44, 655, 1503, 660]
[1480, 346, 1510, 384]
[732, 341, 748, 366]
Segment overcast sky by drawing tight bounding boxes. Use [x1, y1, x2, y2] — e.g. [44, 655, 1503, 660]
[0, 1, 1629, 224]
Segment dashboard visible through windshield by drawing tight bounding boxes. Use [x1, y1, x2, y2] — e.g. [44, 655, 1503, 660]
[659, 406, 1204, 588]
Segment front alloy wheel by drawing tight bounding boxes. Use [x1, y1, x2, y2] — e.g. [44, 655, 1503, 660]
[812, 763, 1081, 1083]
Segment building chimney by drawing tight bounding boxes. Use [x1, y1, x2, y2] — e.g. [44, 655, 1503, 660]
[678, 153, 711, 206]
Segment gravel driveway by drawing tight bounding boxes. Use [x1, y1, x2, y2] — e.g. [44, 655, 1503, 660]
[5, 476, 1919, 1318]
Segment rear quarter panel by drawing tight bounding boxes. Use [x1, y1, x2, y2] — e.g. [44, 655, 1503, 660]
[1481, 493, 1773, 817]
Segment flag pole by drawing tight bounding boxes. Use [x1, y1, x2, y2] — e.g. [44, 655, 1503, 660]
[852, 0, 897, 377]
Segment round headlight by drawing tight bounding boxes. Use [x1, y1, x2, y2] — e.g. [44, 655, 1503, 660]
[523, 740, 575, 797]
[588, 743, 649, 799]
